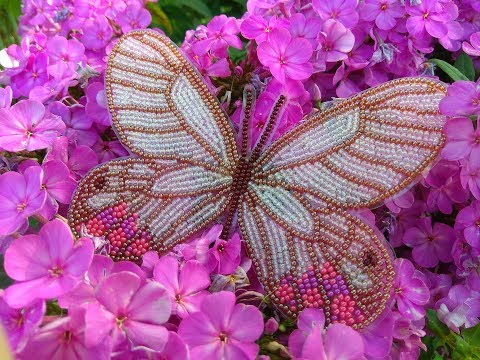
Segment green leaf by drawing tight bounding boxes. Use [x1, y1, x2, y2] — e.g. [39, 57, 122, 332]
[426, 309, 450, 341]
[462, 324, 480, 348]
[454, 52, 476, 81]
[430, 58, 469, 82]
[147, 3, 173, 35]
[175, 0, 212, 18]
[229, 45, 246, 63]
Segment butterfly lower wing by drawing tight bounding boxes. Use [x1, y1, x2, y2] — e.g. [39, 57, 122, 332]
[241, 77, 447, 327]
[239, 187, 394, 329]
[106, 30, 237, 170]
[253, 77, 447, 209]
[69, 158, 232, 261]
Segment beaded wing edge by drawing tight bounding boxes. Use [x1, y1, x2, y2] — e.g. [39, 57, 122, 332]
[68, 30, 447, 329]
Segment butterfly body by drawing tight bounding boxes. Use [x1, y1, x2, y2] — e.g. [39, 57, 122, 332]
[69, 30, 447, 329]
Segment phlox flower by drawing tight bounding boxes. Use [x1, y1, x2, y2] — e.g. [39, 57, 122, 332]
[153, 256, 210, 318]
[191, 55, 231, 78]
[0, 99, 65, 152]
[442, 117, 480, 162]
[257, 28, 313, 83]
[393, 259, 430, 320]
[10, 53, 48, 98]
[455, 200, 480, 248]
[440, 81, 480, 116]
[19, 308, 111, 360]
[240, 15, 289, 44]
[360, 311, 394, 359]
[316, 20, 355, 64]
[391, 311, 427, 359]
[289, 14, 322, 45]
[46, 36, 85, 78]
[0, 167, 46, 236]
[116, 0, 152, 33]
[0, 295, 45, 352]
[288, 308, 365, 359]
[405, 0, 458, 39]
[0, 86, 12, 109]
[81, 16, 113, 50]
[156, 331, 190, 360]
[84, 271, 171, 352]
[436, 285, 480, 332]
[192, 15, 242, 58]
[312, 0, 359, 29]
[403, 217, 455, 268]
[85, 82, 110, 126]
[361, 0, 404, 31]
[460, 159, 480, 200]
[3, 219, 94, 308]
[92, 138, 129, 163]
[178, 291, 263, 360]
[463, 32, 480, 57]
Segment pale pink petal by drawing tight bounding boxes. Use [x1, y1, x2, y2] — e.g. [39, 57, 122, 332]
[40, 219, 74, 263]
[4, 234, 49, 281]
[324, 324, 364, 359]
[125, 321, 168, 352]
[84, 302, 115, 347]
[127, 282, 171, 324]
[229, 304, 263, 342]
[179, 260, 210, 295]
[153, 256, 179, 293]
[95, 271, 140, 314]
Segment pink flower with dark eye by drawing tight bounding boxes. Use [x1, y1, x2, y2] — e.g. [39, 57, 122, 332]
[192, 15, 242, 58]
[288, 308, 365, 359]
[19, 308, 112, 360]
[0, 296, 45, 352]
[440, 82, 480, 116]
[0, 167, 46, 236]
[209, 233, 242, 275]
[393, 259, 430, 320]
[257, 28, 313, 83]
[4, 219, 94, 308]
[84, 271, 171, 352]
[455, 200, 480, 248]
[92, 138, 129, 163]
[403, 217, 455, 268]
[313, 0, 359, 29]
[240, 15, 289, 44]
[116, 1, 152, 33]
[316, 20, 355, 65]
[463, 32, 480, 57]
[10, 53, 48, 98]
[178, 291, 263, 360]
[361, 0, 404, 30]
[81, 16, 113, 50]
[442, 117, 480, 162]
[46, 36, 85, 78]
[153, 256, 210, 318]
[0, 100, 65, 152]
[405, 0, 458, 39]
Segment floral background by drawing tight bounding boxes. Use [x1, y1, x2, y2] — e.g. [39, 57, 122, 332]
[0, 0, 479, 359]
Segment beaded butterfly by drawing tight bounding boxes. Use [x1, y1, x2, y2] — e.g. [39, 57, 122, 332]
[69, 30, 447, 329]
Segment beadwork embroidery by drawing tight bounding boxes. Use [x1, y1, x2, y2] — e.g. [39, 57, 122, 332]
[68, 30, 447, 329]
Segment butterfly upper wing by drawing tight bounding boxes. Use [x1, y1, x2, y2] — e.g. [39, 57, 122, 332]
[105, 30, 237, 169]
[240, 77, 447, 328]
[69, 30, 237, 260]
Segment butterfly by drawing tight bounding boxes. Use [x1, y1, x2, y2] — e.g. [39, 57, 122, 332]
[68, 29, 447, 329]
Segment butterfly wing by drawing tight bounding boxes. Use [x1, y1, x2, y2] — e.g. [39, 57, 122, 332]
[69, 30, 237, 260]
[241, 77, 446, 328]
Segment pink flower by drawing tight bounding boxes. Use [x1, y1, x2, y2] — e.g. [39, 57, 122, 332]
[393, 259, 430, 320]
[391, 311, 427, 359]
[178, 291, 263, 359]
[436, 285, 480, 332]
[405, 0, 458, 39]
[240, 15, 289, 44]
[361, 0, 404, 30]
[157, 331, 190, 360]
[19, 308, 111, 360]
[313, 0, 359, 29]
[209, 233, 242, 275]
[192, 15, 242, 58]
[85, 82, 110, 126]
[257, 28, 313, 83]
[3, 219, 94, 308]
[0, 100, 65, 152]
[403, 217, 455, 268]
[440, 82, 480, 116]
[461, 160, 480, 200]
[463, 32, 480, 57]
[0, 167, 46, 236]
[455, 201, 480, 248]
[289, 14, 323, 45]
[0, 296, 45, 352]
[116, 1, 151, 33]
[46, 36, 85, 78]
[10, 53, 48, 98]
[84, 271, 171, 351]
[0, 86, 12, 109]
[153, 256, 210, 318]
[442, 117, 480, 162]
[92, 138, 129, 163]
[316, 20, 355, 64]
[288, 308, 365, 359]
[81, 16, 113, 50]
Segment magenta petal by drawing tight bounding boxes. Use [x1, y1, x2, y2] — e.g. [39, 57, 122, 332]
[287, 329, 307, 358]
[64, 238, 94, 277]
[160, 332, 189, 360]
[179, 260, 210, 295]
[125, 321, 168, 352]
[229, 304, 263, 342]
[4, 234, 49, 281]
[40, 219, 73, 263]
[324, 324, 364, 359]
[301, 326, 327, 360]
[84, 302, 115, 347]
[178, 312, 218, 347]
[153, 256, 179, 293]
[200, 291, 235, 330]
[127, 282, 171, 324]
[297, 308, 325, 332]
[96, 271, 141, 314]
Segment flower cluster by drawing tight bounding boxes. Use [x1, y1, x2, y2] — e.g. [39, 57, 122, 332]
[0, 0, 480, 358]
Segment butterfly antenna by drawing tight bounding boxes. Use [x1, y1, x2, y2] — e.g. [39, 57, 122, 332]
[250, 95, 286, 162]
[240, 85, 256, 158]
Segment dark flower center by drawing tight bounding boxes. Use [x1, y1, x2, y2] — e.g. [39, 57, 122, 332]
[218, 332, 228, 343]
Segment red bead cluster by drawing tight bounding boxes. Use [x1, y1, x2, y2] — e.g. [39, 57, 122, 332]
[80, 202, 151, 260]
[274, 262, 365, 326]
